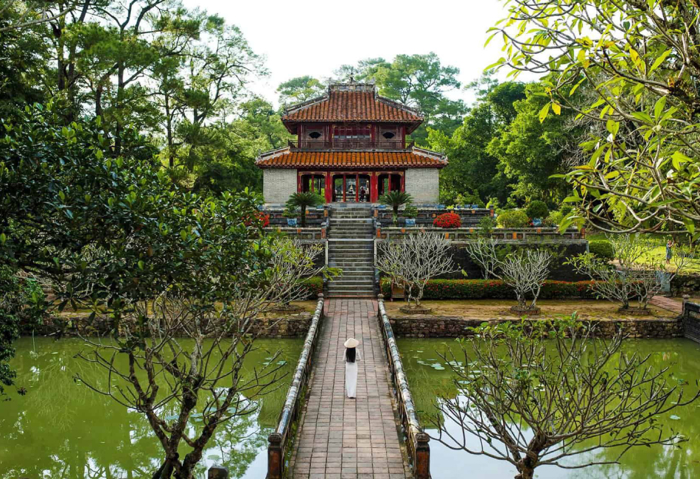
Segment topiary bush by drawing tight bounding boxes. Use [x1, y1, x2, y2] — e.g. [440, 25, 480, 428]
[588, 240, 615, 261]
[526, 201, 549, 220]
[497, 210, 529, 228]
[433, 212, 462, 228]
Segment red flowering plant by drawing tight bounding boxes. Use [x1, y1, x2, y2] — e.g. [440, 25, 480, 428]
[243, 211, 270, 228]
[433, 212, 462, 228]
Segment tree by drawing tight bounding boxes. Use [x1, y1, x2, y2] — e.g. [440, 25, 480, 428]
[377, 233, 458, 310]
[487, 83, 578, 203]
[277, 76, 325, 107]
[379, 191, 414, 226]
[433, 318, 700, 479]
[0, 104, 327, 476]
[285, 192, 324, 227]
[490, 0, 700, 236]
[346, 53, 467, 142]
[464, 238, 553, 312]
[569, 234, 692, 312]
[429, 79, 525, 205]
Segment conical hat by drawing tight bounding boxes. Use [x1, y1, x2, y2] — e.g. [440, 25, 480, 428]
[344, 338, 360, 348]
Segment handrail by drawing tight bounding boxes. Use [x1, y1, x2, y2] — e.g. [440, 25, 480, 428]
[267, 295, 325, 478]
[377, 294, 430, 478]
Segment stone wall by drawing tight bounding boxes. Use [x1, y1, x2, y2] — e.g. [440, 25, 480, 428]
[388, 315, 683, 339]
[31, 313, 313, 339]
[263, 169, 297, 204]
[405, 169, 439, 204]
[672, 274, 700, 295]
[445, 241, 589, 281]
[682, 302, 700, 343]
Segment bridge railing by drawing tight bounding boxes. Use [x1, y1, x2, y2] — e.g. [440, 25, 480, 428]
[267, 295, 325, 478]
[377, 294, 430, 478]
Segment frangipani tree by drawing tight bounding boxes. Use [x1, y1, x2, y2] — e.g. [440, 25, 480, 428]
[433, 318, 700, 479]
[489, 0, 700, 237]
[465, 238, 553, 313]
[377, 233, 458, 311]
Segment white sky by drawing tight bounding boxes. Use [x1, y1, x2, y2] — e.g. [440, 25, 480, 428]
[183, 0, 523, 107]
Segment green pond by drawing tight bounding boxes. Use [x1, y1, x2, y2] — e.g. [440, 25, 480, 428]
[398, 338, 700, 479]
[0, 337, 303, 479]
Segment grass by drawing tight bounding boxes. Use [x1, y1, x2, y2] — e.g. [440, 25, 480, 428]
[587, 233, 700, 273]
[384, 299, 672, 320]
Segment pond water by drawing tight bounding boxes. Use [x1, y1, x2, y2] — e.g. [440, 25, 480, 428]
[0, 337, 303, 479]
[398, 338, 700, 479]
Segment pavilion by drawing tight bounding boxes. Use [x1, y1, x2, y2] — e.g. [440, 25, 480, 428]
[256, 81, 447, 205]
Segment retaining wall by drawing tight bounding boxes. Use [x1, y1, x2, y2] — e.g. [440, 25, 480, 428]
[388, 315, 683, 339]
[683, 301, 700, 343]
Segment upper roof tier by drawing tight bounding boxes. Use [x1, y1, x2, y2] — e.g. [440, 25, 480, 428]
[281, 82, 424, 134]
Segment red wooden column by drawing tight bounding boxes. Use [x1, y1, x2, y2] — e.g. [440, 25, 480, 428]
[400, 172, 405, 193]
[342, 175, 346, 202]
[355, 173, 359, 202]
[370, 172, 378, 203]
[324, 173, 332, 203]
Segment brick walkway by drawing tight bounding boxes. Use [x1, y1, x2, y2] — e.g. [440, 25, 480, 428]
[650, 295, 684, 314]
[289, 299, 410, 478]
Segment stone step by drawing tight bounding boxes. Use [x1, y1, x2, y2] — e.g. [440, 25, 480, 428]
[327, 285, 376, 292]
[330, 280, 375, 287]
[330, 231, 374, 237]
[329, 264, 374, 270]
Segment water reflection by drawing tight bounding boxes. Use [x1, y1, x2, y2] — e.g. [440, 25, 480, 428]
[0, 337, 302, 479]
[398, 338, 700, 478]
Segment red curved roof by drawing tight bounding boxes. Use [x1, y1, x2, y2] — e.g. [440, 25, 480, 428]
[282, 84, 423, 132]
[256, 148, 447, 170]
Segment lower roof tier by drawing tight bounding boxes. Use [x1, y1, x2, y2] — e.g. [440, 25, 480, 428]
[255, 146, 447, 170]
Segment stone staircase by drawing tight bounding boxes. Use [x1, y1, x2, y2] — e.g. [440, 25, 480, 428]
[326, 205, 376, 298]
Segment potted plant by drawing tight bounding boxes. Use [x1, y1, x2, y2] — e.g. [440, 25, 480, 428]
[283, 207, 298, 227]
[404, 205, 418, 226]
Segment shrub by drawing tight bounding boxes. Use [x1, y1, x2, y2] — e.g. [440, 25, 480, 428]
[560, 205, 573, 216]
[497, 210, 529, 228]
[243, 211, 270, 228]
[300, 276, 323, 299]
[433, 212, 462, 228]
[545, 211, 563, 227]
[477, 216, 497, 236]
[589, 240, 614, 261]
[380, 278, 600, 300]
[526, 201, 549, 219]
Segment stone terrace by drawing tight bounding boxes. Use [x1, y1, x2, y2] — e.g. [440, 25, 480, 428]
[288, 299, 410, 478]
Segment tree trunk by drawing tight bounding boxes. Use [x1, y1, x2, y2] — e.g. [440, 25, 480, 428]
[301, 207, 307, 227]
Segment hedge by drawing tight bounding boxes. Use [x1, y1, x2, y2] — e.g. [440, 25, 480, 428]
[589, 239, 614, 261]
[380, 278, 600, 300]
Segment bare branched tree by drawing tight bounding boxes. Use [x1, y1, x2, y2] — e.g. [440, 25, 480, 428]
[464, 239, 553, 312]
[569, 234, 692, 312]
[377, 233, 458, 308]
[432, 319, 700, 479]
[75, 237, 326, 479]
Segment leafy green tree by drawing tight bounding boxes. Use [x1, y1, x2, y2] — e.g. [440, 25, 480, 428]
[487, 84, 577, 202]
[285, 192, 324, 227]
[277, 76, 325, 107]
[491, 0, 700, 236]
[430, 79, 525, 205]
[343, 53, 467, 142]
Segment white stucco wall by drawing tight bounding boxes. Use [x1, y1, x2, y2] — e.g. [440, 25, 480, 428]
[405, 168, 439, 204]
[263, 169, 297, 204]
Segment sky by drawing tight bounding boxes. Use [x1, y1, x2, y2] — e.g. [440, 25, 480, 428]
[183, 0, 522, 107]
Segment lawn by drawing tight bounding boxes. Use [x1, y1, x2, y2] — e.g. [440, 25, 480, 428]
[384, 299, 673, 320]
[588, 233, 700, 273]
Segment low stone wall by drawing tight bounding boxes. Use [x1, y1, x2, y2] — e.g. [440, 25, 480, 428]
[682, 302, 700, 343]
[672, 274, 700, 295]
[375, 207, 493, 227]
[31, 312, 314, 339]
[388, 315, 683, 339]
[263, 207, 327, 227]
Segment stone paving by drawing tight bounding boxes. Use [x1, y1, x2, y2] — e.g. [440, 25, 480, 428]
[650, 295, 684, 314]
[289, 299, 410, 479]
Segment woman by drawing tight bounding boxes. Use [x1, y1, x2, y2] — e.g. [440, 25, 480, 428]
[666, 238, 674, 264]
[344, 338, 361, 399]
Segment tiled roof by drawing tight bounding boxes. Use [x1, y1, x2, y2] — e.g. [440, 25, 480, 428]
[282, 83, 423, 130]
[256, 147, 447, 169]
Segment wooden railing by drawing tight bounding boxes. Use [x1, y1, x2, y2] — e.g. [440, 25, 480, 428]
[377, 295, 430, 478]
[267, 296, 325, 479]
[298, 139, 405, 150]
